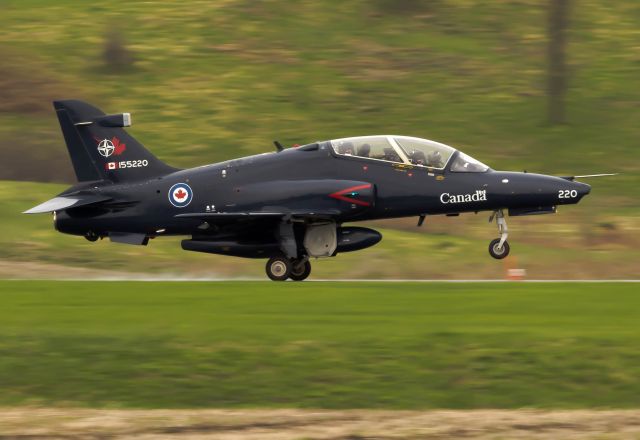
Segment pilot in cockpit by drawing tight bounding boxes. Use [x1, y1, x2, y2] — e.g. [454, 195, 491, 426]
[338, 141, 355, 155]
[357, 143, 371, 158]
[426, 150, 443, 168]
[409, 150, 426, 165]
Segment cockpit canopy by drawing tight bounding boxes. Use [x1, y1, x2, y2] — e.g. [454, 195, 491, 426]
[330, 135, 489, 172]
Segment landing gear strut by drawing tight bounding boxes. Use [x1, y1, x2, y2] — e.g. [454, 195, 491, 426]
[268, 220, 321, 281]
[488, 209, 510, 259]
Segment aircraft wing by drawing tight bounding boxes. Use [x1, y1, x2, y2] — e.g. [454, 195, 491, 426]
[175, 179, 374, 223]
[174, 210, 341, 221]
[24, 195, 112, 214]
[176, 212, 284, 219]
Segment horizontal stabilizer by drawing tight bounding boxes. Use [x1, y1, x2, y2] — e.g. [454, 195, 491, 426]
[23, 195, 111, 214]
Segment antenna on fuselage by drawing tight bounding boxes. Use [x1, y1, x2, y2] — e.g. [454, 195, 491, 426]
[561, 173, 619, 181]
[274, 141, 285, 152]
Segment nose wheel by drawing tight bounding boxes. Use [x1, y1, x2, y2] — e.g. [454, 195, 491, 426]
[488, 209, 510, 259]
[489, 238, 510, 259]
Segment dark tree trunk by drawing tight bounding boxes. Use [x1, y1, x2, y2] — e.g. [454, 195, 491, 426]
[547, 0, 570, 124]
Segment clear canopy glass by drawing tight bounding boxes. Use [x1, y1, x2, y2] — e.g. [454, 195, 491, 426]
[393, 136, 455, 169]
[331, 136, 404, 163]
[330, 135, 489, 172]
[449, 151, 489, 172]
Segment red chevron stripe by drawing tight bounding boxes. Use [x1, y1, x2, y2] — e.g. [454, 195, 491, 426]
[329, 184, 372, 207]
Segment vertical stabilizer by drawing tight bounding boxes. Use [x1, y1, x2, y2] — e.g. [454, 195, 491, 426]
[53, 100, 178, 183]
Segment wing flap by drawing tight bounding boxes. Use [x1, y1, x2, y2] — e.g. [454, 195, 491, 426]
[175, 210, 341, 221]
[175, 212, 284, 219]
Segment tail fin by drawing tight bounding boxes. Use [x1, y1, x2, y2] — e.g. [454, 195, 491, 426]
[53, 100, 178, 183]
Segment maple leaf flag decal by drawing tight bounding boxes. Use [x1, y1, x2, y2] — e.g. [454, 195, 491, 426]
[112, 137, 126, 155]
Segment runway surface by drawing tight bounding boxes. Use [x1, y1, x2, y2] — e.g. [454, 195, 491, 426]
[2, 408, 640, 439]
[2, 260, 637, 282]
[6, 276, 640, 282]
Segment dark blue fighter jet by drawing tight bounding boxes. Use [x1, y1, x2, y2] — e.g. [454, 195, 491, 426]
[25, 100, 608, 280]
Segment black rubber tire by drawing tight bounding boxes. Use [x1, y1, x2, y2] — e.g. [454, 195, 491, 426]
[266, 256, 291, 281]
[289, 260, 311, 281]
[489, 238, 510, 259]
[85, 232, 99, 242]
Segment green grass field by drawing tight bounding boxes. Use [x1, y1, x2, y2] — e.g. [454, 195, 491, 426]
[0, 281, 638, 409]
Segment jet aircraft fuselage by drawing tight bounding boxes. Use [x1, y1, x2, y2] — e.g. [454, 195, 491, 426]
[26, 101, 595, 281]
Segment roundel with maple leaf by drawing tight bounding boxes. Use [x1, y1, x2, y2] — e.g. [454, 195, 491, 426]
[168, 183, 193, 208]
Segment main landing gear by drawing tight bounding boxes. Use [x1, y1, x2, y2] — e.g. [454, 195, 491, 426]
[488, 209, 510, 259]
[84, 231, 100, 242]
[265, 256, 312, 281]
[289, 258, 312, 281]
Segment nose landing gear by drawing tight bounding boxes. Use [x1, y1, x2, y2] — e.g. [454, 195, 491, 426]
[489, 238, 510, 259]
[488, 209, 510, 259]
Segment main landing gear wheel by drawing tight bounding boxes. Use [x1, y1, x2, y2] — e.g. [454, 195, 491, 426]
[489, 238, 510, 259]
[266, 256, 291, 281]
[84, 232, 99, 242]
[289, 259, 311, 281]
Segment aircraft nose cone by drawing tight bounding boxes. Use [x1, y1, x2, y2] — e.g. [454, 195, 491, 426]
[574, 181, 591, 196]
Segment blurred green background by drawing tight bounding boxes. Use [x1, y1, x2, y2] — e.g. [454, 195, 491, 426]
[0, 0, 638, 279]
[1, 281, 639, 408]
